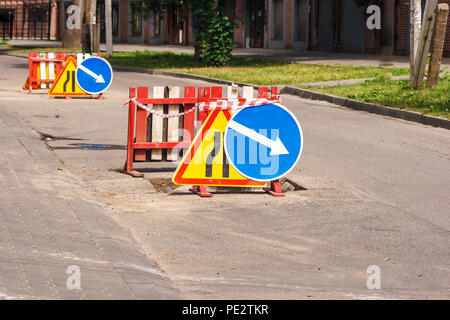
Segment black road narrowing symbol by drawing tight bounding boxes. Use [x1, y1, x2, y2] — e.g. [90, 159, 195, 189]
[205, 131, 230, 178]
[62, 71, 76, 92]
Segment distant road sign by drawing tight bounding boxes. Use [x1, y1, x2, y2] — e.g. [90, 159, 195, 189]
[224, 103, 303, 181]
[75, 57, 113, 94]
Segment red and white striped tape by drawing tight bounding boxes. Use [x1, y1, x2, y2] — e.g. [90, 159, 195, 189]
[123, 98, 281, 118]
[197, 98, 279, 111]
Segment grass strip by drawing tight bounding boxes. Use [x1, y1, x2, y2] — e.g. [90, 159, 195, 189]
[109, 50, 409, 85]
[305, 77, 450, 119]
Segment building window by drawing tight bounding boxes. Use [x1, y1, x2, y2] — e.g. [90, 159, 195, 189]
[130, 2, 142, 37]
[271, 0, 284, 40]
[112, 3, 119, 37]
[295, 0, 307, 41]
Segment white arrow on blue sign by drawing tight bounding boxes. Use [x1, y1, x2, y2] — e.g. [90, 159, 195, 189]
[76, 57, 113, 94]
[224, 103, 303, 182]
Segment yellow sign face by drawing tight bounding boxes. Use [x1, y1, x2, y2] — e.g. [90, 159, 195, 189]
[173, 110, 267, 187]
[49, 57, 90, 96]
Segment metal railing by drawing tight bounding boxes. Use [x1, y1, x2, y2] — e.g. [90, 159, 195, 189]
[0, 0, 58, 40]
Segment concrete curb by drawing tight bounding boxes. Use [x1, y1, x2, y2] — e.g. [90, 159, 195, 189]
[4, 52, 28, 59]
[283, 86, 450, 130]
[113, 65, 450, 130]
[111, 64, 263, 88]
[7, 53, 449, 130]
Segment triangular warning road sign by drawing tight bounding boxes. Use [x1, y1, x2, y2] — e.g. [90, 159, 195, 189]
[49, 56, 90, 96]
[173, 110, 267, 187]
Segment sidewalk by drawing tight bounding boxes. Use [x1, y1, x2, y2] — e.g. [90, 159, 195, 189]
[6, 39, 450, 68]
[0, 107, 178, 299]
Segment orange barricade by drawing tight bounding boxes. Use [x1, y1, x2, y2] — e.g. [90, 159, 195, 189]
[24, 52, 69, 93]
[122, 85, 279, 178]
[24, 52, 104, 94]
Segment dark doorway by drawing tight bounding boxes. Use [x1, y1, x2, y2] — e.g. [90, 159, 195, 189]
[247, 0, 265, 48]
[271, 0, 283, 41]
[168, 3, 183, 44]
[0, 9, 14, 39]
[381, 0, 395, 54]
[96, 0, 106, 43]
[394, 0, 409, 55]
[94, 0, 119, 43]
[317, 0, 334, 51]
[341, 0, 365, 52]
[27, 2, 51, 39]
[294, 0, 308, 42]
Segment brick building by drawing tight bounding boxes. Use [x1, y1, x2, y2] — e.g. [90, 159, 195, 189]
[112, 0, 450, 57]
[0, 0, 59, 40]
[232, 0, 450, 57]
[4, 0, 449, 58]
[56, 0, 164, 44]
[2, 0, 169, 44]
[393, 0, 450, 56]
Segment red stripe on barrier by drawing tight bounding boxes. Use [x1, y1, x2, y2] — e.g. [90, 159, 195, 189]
[125, 87, 137, 174]
[135, 87, 149, 161]
[184, 86, 196, 162]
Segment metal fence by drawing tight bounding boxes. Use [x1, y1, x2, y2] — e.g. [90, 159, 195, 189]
[0, 0, 58, 40]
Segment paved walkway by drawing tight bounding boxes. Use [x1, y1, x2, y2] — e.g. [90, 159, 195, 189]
[6, 39, 450, 68]
[0, 107, 178, 299]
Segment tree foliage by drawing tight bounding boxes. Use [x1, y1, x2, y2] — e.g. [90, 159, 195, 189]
[138, 0, 237, 66]
[191, 0, 237, 66]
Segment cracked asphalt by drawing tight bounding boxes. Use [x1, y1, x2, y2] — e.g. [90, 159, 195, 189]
[0, 54, 449, 299]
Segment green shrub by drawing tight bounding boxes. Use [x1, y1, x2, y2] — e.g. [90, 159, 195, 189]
[193, 1, 237, 66]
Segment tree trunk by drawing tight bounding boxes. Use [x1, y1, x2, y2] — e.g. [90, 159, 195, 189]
[89, 0, 97, 53]
[410, 0, 421, 83]
[105, 0, 113, 57]
[80, 0, 99, 53]
[81, 0, 90, 53]
[62, 0, 82, 48]
[412, 0, 438, 90]
[426, 3, 449, 88]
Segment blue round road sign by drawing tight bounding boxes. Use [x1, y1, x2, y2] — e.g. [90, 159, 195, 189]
[224, 103, 303, 181]
[76, 57, 113, 94]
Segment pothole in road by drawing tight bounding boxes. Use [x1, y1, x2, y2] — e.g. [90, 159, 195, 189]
[146, 177, 307, 194]
[38, 132, 82, 142]
[44, 141, 126, 150]
[58, 143, 127, 150]
[279, 177, 308, 192]
[147, 178, 176, 193]
[33, 114, 60, 119]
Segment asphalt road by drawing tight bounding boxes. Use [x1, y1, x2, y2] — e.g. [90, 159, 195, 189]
[0, 54, 449, 299]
